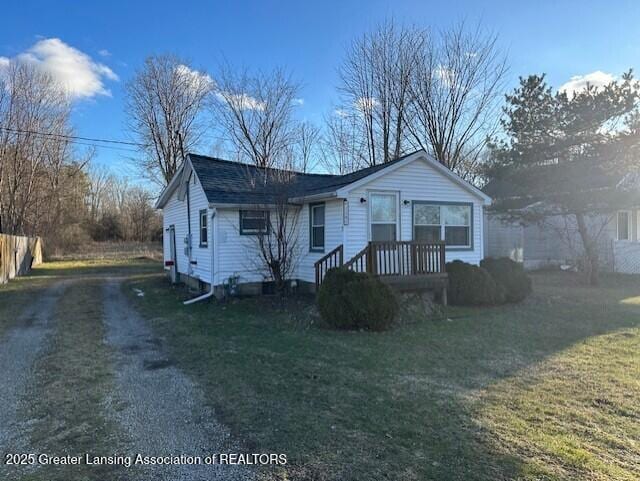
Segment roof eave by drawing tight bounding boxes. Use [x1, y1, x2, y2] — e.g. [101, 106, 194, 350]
[155, 162, 186, 209]
[288, 191, 339, 203]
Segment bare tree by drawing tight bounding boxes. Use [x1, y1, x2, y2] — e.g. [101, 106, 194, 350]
[211, 65, 300, 168]
[320, 110, 367, 174]
[293, 120, 321, 172]
[406, 22, 507, 178]
[125, 55, 211, 186]
[337, 20, 425, 166]
[242, 164, 301, 293]
[0, 61, 74, 236]
[124, 187, 160, 242]
[86, 163, 112, 222]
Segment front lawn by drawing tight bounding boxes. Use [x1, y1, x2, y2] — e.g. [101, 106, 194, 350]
[127, 272, 640, 481]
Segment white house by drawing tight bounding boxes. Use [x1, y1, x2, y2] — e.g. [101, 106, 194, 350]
[155, 150, 492, 299]
[483, 172, 640, 274]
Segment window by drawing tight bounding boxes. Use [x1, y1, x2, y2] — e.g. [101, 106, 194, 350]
[617, 211, 631, 240]
[239, 210, 269, 235]
[370, 193, 398, 241]
[310, 203, 325, 251]
[199, 210, 208, 246]
[413, 202, 472, 248]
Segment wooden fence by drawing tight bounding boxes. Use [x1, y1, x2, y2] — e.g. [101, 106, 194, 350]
[0, 234, 43, 284]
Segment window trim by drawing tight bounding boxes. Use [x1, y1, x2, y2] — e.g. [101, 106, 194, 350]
[368, 191, 400, 242]
[239, 209, 270, 235]
[309, 202, 326, 252]
[617, 210, 632, 241]
[199, 209, 208, 247]
[412, 201, 474, 251]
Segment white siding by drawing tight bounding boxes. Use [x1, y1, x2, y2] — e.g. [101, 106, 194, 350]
[295, 200, 344, 283]
[162, 173, 212, 283]
[162, 157, 489, 288]
[162, 191, 188, 274]
[343, 159, 486, 265]
[215, 208, 267, 285]
[213, 200, 344, 286]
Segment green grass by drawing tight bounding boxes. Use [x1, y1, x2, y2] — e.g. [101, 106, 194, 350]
[0, 257, 160, 336]
[19, 279, 125, 481]
[127, 271, 640, 481]
[30, 257, 160, 278]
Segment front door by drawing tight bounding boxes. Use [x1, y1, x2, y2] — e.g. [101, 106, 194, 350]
[168, 225, 178, 283]
[369, 192, 400, 275]
[369, 192, 399, 242]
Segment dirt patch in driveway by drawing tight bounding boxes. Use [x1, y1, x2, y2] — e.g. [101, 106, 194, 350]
[102, 280, 254, 481]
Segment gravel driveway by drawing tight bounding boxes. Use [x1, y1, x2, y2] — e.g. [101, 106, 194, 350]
[0, 281, 68, 472]
[1, 275, 254, 481]
[102, 280, 253, 481]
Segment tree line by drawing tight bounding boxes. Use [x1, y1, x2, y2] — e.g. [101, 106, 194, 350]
[3, 17, 639, 285]
[125, 20, 508, 186]
[0, 61, 160, 252]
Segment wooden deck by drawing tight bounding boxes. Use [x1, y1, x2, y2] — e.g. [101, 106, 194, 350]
[314, 241, 448, 299]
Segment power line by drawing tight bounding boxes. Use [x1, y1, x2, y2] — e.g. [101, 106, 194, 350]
[0, 126, 147, 148]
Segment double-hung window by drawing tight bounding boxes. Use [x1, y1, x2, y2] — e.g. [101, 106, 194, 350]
[370, 193, 398, 241]
[413, 202, 472, 248]
[239, 210, 269, 235]
[199, 210, 208, 246]
[617, 211, 631, 240]
[310, 203, 325, 251]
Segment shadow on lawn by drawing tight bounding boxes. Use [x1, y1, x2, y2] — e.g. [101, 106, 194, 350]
[127, 270, 640, 481]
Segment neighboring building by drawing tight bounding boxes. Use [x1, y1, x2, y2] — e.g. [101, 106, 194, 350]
[484, 183, 639, 273]
[155, 150, 492, 297]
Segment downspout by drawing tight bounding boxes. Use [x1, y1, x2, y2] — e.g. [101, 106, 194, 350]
[184, 209, 216, 305]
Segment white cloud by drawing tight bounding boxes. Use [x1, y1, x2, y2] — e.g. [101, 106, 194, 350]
[559, 71, 615, 97]
[175, 64, 214, 94]
[435, 65, 455, 86]
[0, 38, 118, 99]
[333, 108, 349, 118]
[216, 91, 265, 111]
[98, 49, 111, 57]
[292, 98, 304, 106]
[355, 96, 378, 113]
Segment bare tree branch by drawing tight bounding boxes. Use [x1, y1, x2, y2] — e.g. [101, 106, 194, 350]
[125, 54, 211, 187]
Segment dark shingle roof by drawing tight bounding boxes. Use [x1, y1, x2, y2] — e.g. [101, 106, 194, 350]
[189, 151, 417, 205]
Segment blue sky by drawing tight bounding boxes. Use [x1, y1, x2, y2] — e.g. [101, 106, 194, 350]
[3, 0, 640, 179]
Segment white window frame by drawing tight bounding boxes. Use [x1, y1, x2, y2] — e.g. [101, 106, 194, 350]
[199, 210, 208, 247]
[310, 203, 325, 251]
[412, 204, 442, 244]
[239, 210, 270, 235]
[368, 191, 399, 242]
[617, 210, 632, 241]
[412, 202, 473, 249]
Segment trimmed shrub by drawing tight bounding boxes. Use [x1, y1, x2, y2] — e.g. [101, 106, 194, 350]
[480, 257, 532, 303]
[445, 260, 506, 306]
[317, 268, 398, 331]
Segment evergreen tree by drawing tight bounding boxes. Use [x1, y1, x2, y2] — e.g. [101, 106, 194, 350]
[487, 72, 640, 285]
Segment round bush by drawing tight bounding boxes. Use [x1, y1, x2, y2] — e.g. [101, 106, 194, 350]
[480, 257, 532, 303]
[317, 268, 398, 331]
[445, 260, 506, 306]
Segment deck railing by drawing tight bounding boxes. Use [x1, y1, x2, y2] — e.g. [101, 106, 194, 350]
[368, 241, 446, 277]
[314, 241, 446, 287]
[314, 244, 343, 287]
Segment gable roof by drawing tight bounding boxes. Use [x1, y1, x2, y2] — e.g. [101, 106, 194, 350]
[156, 150, 491, 208]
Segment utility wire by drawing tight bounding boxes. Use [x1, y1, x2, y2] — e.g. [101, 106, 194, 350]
[0, 125, 147, 148]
